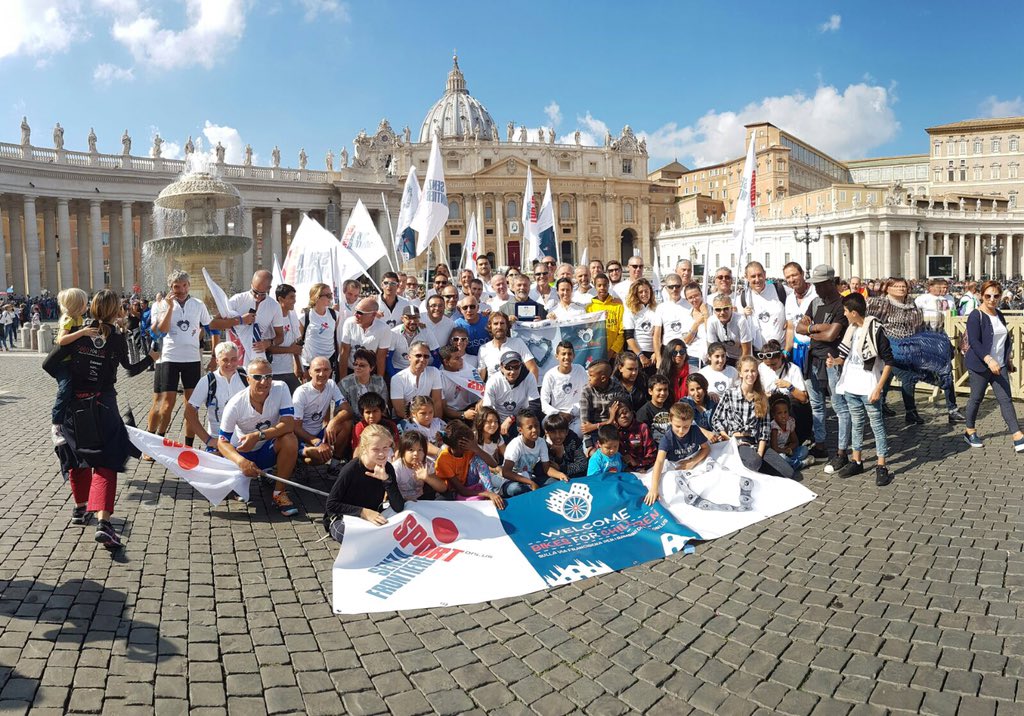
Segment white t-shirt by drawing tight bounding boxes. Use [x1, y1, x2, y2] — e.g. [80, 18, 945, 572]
[478, 337, 534, 379]
[613, 278, 633, 301]
[379, 296, 414, 330]
[540, 364, 588, 432]
[740, 286, 787, 350]
[572, 288, 596, 306]
[390, 366, 444, 404]
[758, 362, 806, 397]
[300, 307, 338, 367]
[292, 380, 343, 436]
[915, 293, 954, 331]
[836, 327, 881, 396]
[487, 294, 515, 314]
[504, 436, 549, 476]
[338, 317, 393, 368]
[699, 365, 739, 398]
[187, 369, 247, 436]
[990, 314, 1008, 367]
[423, 315, 455, 348]
[269, 309, 301, 375]
[785, 285, 818, 346]
[227, 292, 285, 362]
[623, 306, 662, 353]
[482, 371, 539, 421]
[390, 326, 440, 372]
[152, 297, 213, 363]
[405, 417, 446, 446]
[706, 317, 752, 360]
[219, 381, 295, 450]
[550, 303, 588, 321]
[529, 286, 557, 309]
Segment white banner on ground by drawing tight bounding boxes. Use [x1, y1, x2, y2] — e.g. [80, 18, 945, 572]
[337, 200, 388, 283]
[126, 427, 251, 505]
[282, 214, 340, 302]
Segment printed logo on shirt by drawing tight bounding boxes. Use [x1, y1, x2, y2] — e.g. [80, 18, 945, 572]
[386, 319, 399, 328]
[176, 318, 191, 333]
[560, 380, 574, 394]
[502, 399, 518, 412]
[714, 380, 727, 394]
[255, 420, 273, 432]
[310, 410, 324, 423]
[758, 311, 770, 324]
[639, 320, 652, 331]
[669, 320, 682, 333]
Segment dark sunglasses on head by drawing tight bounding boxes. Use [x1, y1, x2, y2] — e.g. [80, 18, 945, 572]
[249, 373, 273, 382]
[756, 351, 781, 360]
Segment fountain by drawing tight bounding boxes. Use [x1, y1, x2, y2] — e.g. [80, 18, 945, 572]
[142, 154, 252, 306]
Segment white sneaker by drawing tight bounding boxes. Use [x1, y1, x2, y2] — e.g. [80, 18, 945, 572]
[51, 424, 67, 446]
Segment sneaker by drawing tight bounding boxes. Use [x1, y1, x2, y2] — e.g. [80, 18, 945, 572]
[948, 408, 966, 423]
[71, 506, 93, 525]
[273, 491, 299, 517]
[835, 460, 864, 478]
[94, 522, 123, 550]
[875, 465, 893, 487]
[809, 444, 829, 459]
[964, 432, 984, 448]
[882, 404, 896, 417]
[1013, 436, 1024, 453]
[51, 424, 66, 446]
[905, 411, 925, 425]
[800, 456, 816, 469]
[823, 453, 849, 474]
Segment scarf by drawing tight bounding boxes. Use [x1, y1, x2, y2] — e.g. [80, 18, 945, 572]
[841, 315, 880, 363]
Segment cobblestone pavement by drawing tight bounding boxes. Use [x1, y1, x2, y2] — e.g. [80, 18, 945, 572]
[0, 350, 1023, 715]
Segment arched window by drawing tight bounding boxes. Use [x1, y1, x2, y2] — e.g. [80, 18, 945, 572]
[992, 138, 1002, 153]
[560, 200, 571, 220]
[506, 199, 517, 217]
[450, 201, 461, 221]
[623, 202, 634, 222]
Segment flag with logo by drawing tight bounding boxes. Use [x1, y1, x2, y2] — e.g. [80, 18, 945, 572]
[410, 135, 449, 257]
[336, 200, 388, 282]
[462, 213, 480, 278]
[731, 135, 757, 280]
[521, 167, 541, 267]
[441, 365, 486, 398]
[126, 427, 251, 505]
[395, 167, 421, 262]
[537, 180, 556, 261]
[510, 312, 607, 379]
[203, 267, 255, 363]
[282, 214, 341, 303]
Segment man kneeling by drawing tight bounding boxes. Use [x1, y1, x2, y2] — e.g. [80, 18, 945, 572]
[219, 358, 300, 516]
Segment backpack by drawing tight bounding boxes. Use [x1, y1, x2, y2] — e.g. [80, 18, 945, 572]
[739, 282, 787, 308]
[303, 306, 338, 333]
[205, 368, 249, 411]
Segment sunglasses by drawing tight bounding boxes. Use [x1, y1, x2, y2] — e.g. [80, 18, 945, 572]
[450, 336, 468, 343]
[664, 284, 681, 290]
[608, 267, 622, 272]
[714, 307, 732, 313]
[503, 362, 522, 370]
[443, 295, 458, 300]
[320, 293, 333, 299]
[543, 260, 556, 266]
[355, 310, 373, 316]
[411, 354, 430, 360]
[672, 349, 686, 356]
[383, 281, 398, 287]
[534, 273, 546, 278]
[715, 275, 732, 280]
[628, 264, 643, 270]
[983, 293, 1000, 299]
[755, 351, 781, 360]
[249, 374, 273, 382]
[462, 304, 479, 310]
[251, 289, 268, 298]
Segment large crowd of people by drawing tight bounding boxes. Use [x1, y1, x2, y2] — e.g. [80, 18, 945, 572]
[36, 252, 1024, 551]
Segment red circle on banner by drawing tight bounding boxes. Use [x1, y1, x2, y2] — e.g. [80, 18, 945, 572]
[431, 517, 459, 544]
[177, 450, 199, 470]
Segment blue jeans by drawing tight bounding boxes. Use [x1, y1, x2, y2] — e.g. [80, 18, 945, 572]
[52, 363, 72, 424]
[882, 367, 918, 412]
[806, 364, 850, 450]
[845, 393, 889, 458]
[4, 324, 15, 347]
[782, 444, 809, 470]
[501, 472, 552, 498]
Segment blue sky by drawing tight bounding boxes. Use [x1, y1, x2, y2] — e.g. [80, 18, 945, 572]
[2, 0, 1023, 170]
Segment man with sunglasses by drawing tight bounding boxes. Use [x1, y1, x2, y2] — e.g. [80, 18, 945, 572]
[453, 296, 490, 356]
[220, 270, 286, 365]
[218, 357, 300, 517]
[439, 286, 461, 318]
[378, 271, 413, 330]
[707, 267, 737, 304]
[425, 273, 451, 302]
[529, 263, 556, 308]
[423, 294, 454, 347]
[739, 261, 787, 351]
[605, 261, 624, 298]
[706, 295, 751, 366]
[615, 256, 644, 301]
[390, 305, 440, 372]
[337, 298, 391, 379]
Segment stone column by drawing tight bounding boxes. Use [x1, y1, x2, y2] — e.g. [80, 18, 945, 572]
[942, 233, 950, 256]
[973, 233, 983, 280]
[77, 207, 90, 288]
[495, 197, 506, 268]
[957, 233, 966, 281]
[830, 234, 841, 271]
[8, 203, 24, 295]
[108, 208, 122, 292]
[475, 194, 485, 260]
[57, 199, 72, 290]
[270, 208, 283, 265]
[603, 196, 615, 266]
[90, 199, 104, 290]
[881, 229, 891, 279]
[852, 230, 862, 277]
[122, 201, 135, 291]
[241, 207, 254, 279]
[0, 203, 7, 292]
[25, 196, 45, 296]
[43, 204, 58, 293]
[908, 228, 919, 280]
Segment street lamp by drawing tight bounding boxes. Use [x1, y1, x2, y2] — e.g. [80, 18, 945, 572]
[793, 213, 822, 277]
[986, 236, 999, 280]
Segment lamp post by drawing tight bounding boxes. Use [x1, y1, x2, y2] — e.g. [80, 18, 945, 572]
[986, 236, 999, 280]
[793, 214, 822, 277]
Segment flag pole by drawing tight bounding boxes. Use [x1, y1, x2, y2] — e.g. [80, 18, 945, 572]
[260, 471, 330, 498]
[380, 192, 399, 273]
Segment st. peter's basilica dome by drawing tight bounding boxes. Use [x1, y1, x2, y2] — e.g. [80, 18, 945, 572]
[418, 54, 497, 143]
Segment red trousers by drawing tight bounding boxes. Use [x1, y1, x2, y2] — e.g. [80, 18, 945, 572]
[69, 467, 116, 514]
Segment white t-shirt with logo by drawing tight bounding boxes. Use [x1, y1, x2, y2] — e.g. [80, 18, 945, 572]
[540, 364, 588, 432]
[478, 337, 534, 379]
[152, 297, 213, 363]
[785, 285, 818, 346]
[623, 306, 663, 353]
[269, 309, 301, 376]
[338, 317, 394, 368]
[482, 371, 539, 421]
[423, 315, 455, 348]
[741, 286, 787, 349]
[914, 293, 954, 331]
[300, 307, 338, 367]
[390, 326, 441, 372]
[219, 381, 295, 450]
[379, 296, 414, 330]
[504, 436, 549, 476]
[187, 369, 247, 436]
[390, 366, 444, 404]
[699, 365, 739, 398]
[227, 292, 285, 362]
[572, 288, 596, 306]
[758, 362, 806, 397]
[292, 380, 344, 436]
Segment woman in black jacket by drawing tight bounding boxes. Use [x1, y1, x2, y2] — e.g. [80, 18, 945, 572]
[44, 289, 159, 549]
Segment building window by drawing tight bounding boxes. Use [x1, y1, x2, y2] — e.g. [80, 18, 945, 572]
[483, 158, 492, 167]
[948, 161, 955, 182]
[559, 200, 571, 220]
[764, 252, 770, 269]
[784, 253, 790, 264]
[1010, 164, 1019, 179]
[622, 158, 633, 174]
[959, 160, 966, 181]
[589, 161, 597, 173]
[485, 203, 493, 221]
[590, 201, 598, 219]
[992, 138, 1002, 153]
[934, 141, 942, 156]
[1011, 137, 1020, 152]
[1010, 192, 1018, 208]
[507, 200, 517, 217]
[946, 141, 954, 156]
[839, 191, 847, 201]
[974, 166, 984, 180]
[623, 202, 634, 222]
[933, 168, 942, 182]
[446, 158, 460, 170]
[992, 164, 1001, 180]
[974, 139, 983, 154]
[560, 241, 574, 264]
[529, 159, 538, 167]
[960, 139, 968, 154]
[449, 201, 461, 220]
[559, 160, 571, 171]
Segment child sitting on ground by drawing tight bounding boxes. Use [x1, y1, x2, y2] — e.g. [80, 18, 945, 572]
[401, 395, 446, 463]
[636, 373, 672, 446]
[645, 401, 711, 505]
[770, 396, 813, 471]
[501, 411, 568, 497]
[391, 431, 450, 502]
[434, 420, 505, 509]
[613, 399, 655, 471]
[351, 392, 400, 452]
[324, 424, 405, 542]
[587, 424, 625, 477]
[474, 406, 505, 464]
[699, 341, 738, 400]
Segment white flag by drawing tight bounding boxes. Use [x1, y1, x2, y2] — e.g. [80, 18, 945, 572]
[521, 167, 540, 268]
[336, 199, 388, 283]
[441, 365, 486, 398]
[462, 213, 480, 278]
[126, 427, 251, 505]
[282, 214, 341, 303]
[731, 135, 757, 280]
[272, 253, 284, 293]
[410, 135, 449, 256]
[537, 179, 556, 262]
[580, 246, 588, 268]
[395, 168, 421, 262]
[203, 267, 255, 363]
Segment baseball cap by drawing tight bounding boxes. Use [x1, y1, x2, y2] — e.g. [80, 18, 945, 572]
[500, 350, 523, 367]
[809, 265, 836, 284]
[402, 305, 420, 317]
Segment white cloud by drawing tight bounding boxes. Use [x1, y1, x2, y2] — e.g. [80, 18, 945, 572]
[295, 0, 349, 22]
[820, 14, 841, 32]
[0, 0, 86, 61]
[92, 62, 134, 85]
[201, 121, 247, 164]
[146, 126, 181, 159]
[558, 111, 610, 146]
[544, 101, 562, 128]
[111, 0, 246, 70]
[980, 96, 1024, 118]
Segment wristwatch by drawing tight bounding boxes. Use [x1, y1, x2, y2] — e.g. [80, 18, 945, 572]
[258, 429, 267, 441]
